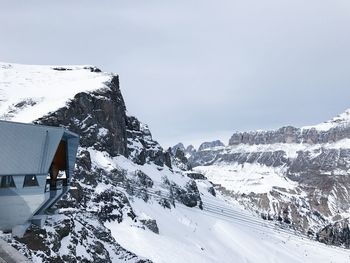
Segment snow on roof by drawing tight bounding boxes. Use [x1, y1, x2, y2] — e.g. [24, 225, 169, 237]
[0, 62, 113, 123]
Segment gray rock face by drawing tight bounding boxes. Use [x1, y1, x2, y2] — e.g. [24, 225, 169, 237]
[140, 219, 159, 234]
[198, 140, 225, 151]
[171, 141, 226, 167]
[317, 219, 350, 248]
[229, 125, 350, 146]
[170, 144, 193, 171]
[126, 115, 172, 168]
[174, 180, 202, 209]
[185, 145, 197, 156]
[36, 76, 128, 157]
[171, 143, 186, 155]
[185, 172, 207, 180]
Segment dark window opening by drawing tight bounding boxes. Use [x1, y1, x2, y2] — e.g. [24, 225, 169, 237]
[23, 175, 39, 187]
[50, 140, 67, 179]
[0, 176, 16, 188]
[48, 140, 68, 191]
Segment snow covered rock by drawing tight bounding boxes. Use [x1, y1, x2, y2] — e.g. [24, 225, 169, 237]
[0, 63, 202, 262]
[35, 75, 128, 157]
[186, 109, 350, 247]
[171, 143, 186, 155]
[198, 140, 225, 151]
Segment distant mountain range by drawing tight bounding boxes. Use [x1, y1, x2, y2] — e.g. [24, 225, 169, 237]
[175, 108, 350, 247]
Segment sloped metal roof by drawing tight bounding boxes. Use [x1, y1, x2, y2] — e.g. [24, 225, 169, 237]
[0, 120, 79, 175]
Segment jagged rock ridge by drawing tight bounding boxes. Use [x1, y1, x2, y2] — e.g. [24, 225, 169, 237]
[229, 125, 350, 145]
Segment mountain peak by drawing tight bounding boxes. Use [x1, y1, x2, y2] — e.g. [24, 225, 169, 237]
[198, 140, 225, 151]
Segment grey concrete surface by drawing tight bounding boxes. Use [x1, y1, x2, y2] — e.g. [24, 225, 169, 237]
[0, 239, 31, 263]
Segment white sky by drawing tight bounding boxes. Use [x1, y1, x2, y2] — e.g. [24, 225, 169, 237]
[1, 0, 350, 148]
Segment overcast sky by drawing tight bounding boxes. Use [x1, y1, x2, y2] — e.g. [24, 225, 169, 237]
[1, 0, 350, 148]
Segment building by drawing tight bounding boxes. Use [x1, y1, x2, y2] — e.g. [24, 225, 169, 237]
[0, 120, 79, 234]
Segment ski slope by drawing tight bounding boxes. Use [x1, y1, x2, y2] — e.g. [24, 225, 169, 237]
[89, 136, 350, 263]
[106, 185, 350, 263]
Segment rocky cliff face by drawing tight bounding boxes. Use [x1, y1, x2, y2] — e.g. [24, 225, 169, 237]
[126, 115, 172, 168]
[35, 75, 128, 157]
[182, 111, 350, 247]
[317, 218, 350, 248]
[1, 67, 202, 262]
[198, 140, 225, 151]
[171, 143, 186, 155]
[229, 125, 350, 145]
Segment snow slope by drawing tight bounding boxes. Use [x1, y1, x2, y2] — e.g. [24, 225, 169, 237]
[98, 154, 350, 263]
[0, 62, 111, 122]
[107, 187, 350, 263]
[48, 125, 350, 262]
[303, 108, 350, 131]
[194, 163, 297, 194]
[193, 139, 350, 195]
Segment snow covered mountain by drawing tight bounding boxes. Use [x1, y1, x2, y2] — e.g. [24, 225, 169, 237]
[1, 62, 349, 262]
[181, 110, 350, 248]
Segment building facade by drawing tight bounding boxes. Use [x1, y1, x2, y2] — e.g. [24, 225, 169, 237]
[0, 120, 79, 233]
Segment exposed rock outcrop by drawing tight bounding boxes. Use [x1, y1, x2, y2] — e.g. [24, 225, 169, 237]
[229, 125, 350, 146]
[171, 143, 186, 155]
[198, 140, 225, 151]
[317, 219, 350, 248]
[36, 76, 128, 157]
[126, 116, 172, 168]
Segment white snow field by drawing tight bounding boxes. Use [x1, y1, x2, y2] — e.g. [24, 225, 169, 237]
[106, 192, 350, 263]
[303, 108, 350, 131]
[0, 62, 112, 122]
[100, 155, 350, 263]
[195, 163, 296, 194]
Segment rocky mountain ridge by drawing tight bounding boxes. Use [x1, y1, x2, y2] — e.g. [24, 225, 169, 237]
[229, 124, 350, 146]
[0, 65, 203, 262]
[177, 110, 350, 248]
[229, 109, 350, 147]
